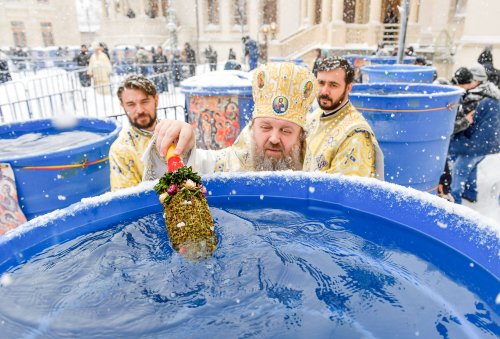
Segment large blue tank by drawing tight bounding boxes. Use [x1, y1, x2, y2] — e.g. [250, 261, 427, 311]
[0, 117, 120, 219]
[367, 56, 416, 64]
[344, 54, 368, 66]
[181, 71, 253, 150]
[349, 83, 463, 192]
[361, 64, 436, 83]
[269, 57, 308, 68]
[344, 55, 416, 66]
[0, 173, 497, 337]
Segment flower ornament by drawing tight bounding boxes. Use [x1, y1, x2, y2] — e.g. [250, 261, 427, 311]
[167, 184, 178, 195]
[184, 179, 196, 189]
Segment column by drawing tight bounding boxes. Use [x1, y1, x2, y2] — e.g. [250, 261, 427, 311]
[221, 0, 231, 31]
[366, 0, 383, 47]
[109, 0, 117, 19]
[158, 0, 164, 18]
[331, 0, 344, 22]
[101, 0, 108, 18]
[138, 0, 146, 17]
[307, 0, 316, 26]
[321, 0, 332, 23]
[328, 0, 346, 45]
[300, 0, 308, 26]
[409, 0, 419, 23]
[407, 0, 421, 48]
[369, 0, 382, 23]
[248, 0, 260, 40]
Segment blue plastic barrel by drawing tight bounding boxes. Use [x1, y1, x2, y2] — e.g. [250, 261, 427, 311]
[269, 57, 308, 68]
[0, 117, 120, 219]
[181, 71, 253, 150]
[343, 54, 368, 67]
[361, 64, 436, 83]
[367, 56, 416, 64]
[349, 83, 463, 192]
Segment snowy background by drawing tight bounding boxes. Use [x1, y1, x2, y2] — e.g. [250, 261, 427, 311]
[462, 154, 500, 222]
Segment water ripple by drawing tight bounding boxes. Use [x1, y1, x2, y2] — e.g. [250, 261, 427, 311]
[0, 207, 497, 338]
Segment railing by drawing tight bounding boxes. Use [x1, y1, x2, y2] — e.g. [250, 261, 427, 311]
[0, 64, 185, 123]
[4, 54, 199, 79]
[382, 24, 400, 46]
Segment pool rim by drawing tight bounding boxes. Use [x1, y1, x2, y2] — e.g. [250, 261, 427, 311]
[1, 172, 498, 281]
[361, 64, 437, 73]
[349, 82, 464, 99]
[0, 117, 121, 163]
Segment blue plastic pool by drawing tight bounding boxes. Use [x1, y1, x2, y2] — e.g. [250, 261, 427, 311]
[0, 117, 120, 219]
[0, 173, 498, 337]
[361, 64, 436, 83]
[350, 83, 463, 192]
[342, 55, 418, 66]
[368, 56, 417, 65]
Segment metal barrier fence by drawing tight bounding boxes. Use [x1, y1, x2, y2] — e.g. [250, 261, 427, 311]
[6, 57, 197, 79]
[0, 64, 185, 123]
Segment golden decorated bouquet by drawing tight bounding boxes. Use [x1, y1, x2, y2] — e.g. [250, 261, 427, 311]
[154, 146, 217, 260]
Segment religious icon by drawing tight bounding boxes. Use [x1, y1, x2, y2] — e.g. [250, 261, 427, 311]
[272, 96, 288, 114]
[303, 80, 313, 99]
[257, 71, 265, 89]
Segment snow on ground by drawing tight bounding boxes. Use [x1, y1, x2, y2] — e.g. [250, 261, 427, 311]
[463, 153, 500, 222]
[181, 70, 251, 88]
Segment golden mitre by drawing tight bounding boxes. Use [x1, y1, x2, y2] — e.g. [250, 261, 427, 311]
[252, 62, 317, 129]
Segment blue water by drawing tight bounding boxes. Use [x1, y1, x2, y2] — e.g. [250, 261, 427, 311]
[0, 200, 498, 338]
[0, 130, 107, 158]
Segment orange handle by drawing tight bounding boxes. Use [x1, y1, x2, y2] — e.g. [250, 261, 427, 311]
[166, 144, 184, 172]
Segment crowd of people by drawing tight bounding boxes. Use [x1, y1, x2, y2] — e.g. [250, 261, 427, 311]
[434, 46, 500, 204]
[108, 44, 499, 208]
[0, 38, 262, 88]
[69, 40, 251, 89]
[109, 57, 384, 192]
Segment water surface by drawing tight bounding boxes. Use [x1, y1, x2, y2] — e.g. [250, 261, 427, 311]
[0, 131, 107, 158]
[0, 202, 498, 338]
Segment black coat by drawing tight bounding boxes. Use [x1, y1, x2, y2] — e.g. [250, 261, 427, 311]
[0, 59, 12, 83]
[478, 49, 500, 88]
[74, 51, 90, 67]
[152, 53, 168, 73]
[185, 48, 196, 64]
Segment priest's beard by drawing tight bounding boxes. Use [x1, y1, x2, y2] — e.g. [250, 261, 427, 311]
[251, 135, 304, 171]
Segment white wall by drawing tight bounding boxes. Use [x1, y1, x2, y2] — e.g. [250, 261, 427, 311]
[455, 0, 500, 68]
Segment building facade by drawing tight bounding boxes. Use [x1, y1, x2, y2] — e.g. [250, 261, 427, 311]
[0, 0, 80, 48]
[92, 0, 500, 77]
[0, 0, 499, 78]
